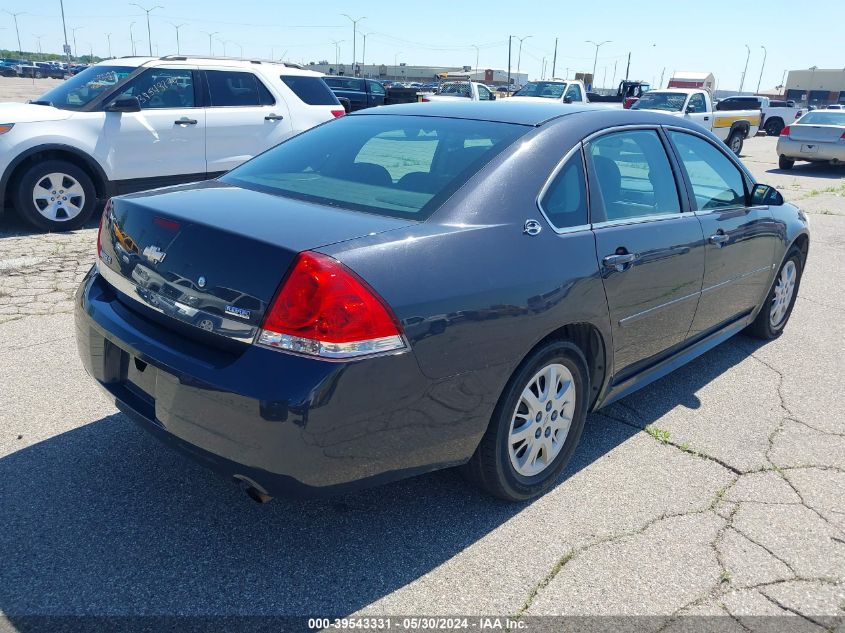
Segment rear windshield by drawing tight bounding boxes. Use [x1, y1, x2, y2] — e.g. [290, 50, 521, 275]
[798, 111, 845, 125]
[513, 82, 567, 99]
[221, 114, 528, 220]
[631, 92, 687, 112]
[281, 75, 339, 105]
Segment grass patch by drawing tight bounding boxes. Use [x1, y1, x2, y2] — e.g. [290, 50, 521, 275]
[646, 426, 671, 444]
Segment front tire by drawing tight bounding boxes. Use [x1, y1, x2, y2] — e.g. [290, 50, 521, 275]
[14, 159, 97, 232]
[463, 340, 590, 501]
[779, 155, 795, 170]
[747, 248, 803, 340]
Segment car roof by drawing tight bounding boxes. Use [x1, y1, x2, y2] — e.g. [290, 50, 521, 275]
[353, 100, 597, 126]
[91, 56, 324, 77]
[352, 100, 718, 133]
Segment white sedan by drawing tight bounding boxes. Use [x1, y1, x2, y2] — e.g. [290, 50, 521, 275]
[777, 110, 845, 169]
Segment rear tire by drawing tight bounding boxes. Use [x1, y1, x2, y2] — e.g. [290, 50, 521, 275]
[779, 155, 795, 170]
[727, 130, 744, 155]
[14, 159, 97, 232]
[463, 340, 590, 501]
[764, 118, 784, 137]
[747, 248, 803, 340]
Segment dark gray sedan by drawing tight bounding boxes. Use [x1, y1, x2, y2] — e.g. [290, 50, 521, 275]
[76, 102, 809, 502]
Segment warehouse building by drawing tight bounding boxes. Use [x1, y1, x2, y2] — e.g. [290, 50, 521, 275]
[785, 68, 845, 107]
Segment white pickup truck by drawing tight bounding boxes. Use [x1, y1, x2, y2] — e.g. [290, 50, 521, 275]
[715, 95, 803, 137]
[631, 89, 760, 155]
[420, 81, 496, 102]
[508, 79, 589, 104]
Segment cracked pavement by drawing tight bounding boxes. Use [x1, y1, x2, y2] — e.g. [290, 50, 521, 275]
[0, 136, 843, 628]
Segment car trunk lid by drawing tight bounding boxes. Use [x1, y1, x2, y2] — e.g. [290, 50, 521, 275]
[789, 124, 844, 143]
[97, 180, 414, 347]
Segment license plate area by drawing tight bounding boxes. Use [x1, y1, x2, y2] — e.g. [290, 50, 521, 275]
[126, 355, 157, 402]
[800, 144, 818, 153]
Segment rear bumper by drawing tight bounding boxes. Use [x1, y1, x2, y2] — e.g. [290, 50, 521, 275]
[777, 138, 845, 162]
[75, 267, 486, 497]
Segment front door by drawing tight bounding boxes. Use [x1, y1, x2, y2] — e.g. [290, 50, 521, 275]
[586, 128, 706, 375]
[202, 69, 293, 174]
[101, 66, 206, 182]
[665, 129, 777, 337]
[683, 92, 712, 130]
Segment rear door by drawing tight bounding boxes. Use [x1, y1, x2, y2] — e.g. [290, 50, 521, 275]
[665, 128, 777, 337]
[202, 68, 293, 174]
[587, 128, 706, 375]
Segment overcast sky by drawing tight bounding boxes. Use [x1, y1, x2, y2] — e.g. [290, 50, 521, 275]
[2, 0, 843, 90]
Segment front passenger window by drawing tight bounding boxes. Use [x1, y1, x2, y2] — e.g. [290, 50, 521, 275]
[668, 131, 746, 210]
[588, 130, 681, 222]
[118, 68, 195, 109]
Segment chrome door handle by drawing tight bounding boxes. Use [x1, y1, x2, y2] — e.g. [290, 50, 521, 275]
[264, 114, 285, 121]
[709, 233, 729, 246]
[175, 118, 197, 125]
[602, 253, 637, 271]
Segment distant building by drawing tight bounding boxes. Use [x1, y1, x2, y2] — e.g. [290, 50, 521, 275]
[303, 62, 527, 86]
[668, 71, 716, 92]
[785, 69, 845, 107]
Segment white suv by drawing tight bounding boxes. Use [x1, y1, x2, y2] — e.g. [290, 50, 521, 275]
[0, 56, 345, 231]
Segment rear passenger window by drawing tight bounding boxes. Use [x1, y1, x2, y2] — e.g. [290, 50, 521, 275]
[588, 130, 681, 222]
[668, 131, 747, 210]
[281, 76, 339, 105]
[206, 71, 263, 106]
[540, 154, 588, 229]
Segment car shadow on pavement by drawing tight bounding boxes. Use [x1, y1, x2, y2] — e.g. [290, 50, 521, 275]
[0, 337, 764, 618]
[766, 164, 845, 179]
[0, 209, 101, 239]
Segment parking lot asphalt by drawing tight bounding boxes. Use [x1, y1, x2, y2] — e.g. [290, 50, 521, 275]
[0, 135, 843, 628]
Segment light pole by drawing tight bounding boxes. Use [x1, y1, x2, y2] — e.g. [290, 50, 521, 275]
[129, 4, 162, 56]
[32, 33, 44, 60]
[341, 14, 364, 76]
[739, 44, 751, 93]
[227, 40, 242, 57]
[105, 33, 112, 58]
[87, 42, 93, 60]
[516, 35, 531, 80]
[130, 22, 137, 55]
[361, 32, 370, 75]
[3, 11, 24, 58]
[201, 31, 219, 56]
[217, 38, 227, 56]
[756, 45, 767, 94]
[59, 0, 71, 65]
[70, 26, 83, 60]
[169, 23, 185, 55]
[808, 65, 818, 106]
[586, 40, 611, 89]
[331, 40, 344, 69]
[471, 44, 479, 80]
[394, 51, 402, 80]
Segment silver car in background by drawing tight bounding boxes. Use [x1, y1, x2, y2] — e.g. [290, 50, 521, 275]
[777, 110, 845, 169]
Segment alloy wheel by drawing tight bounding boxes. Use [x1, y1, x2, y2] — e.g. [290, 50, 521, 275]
[508, 362, 576, 477]
[770, 260, 797, 327]
[32, 172, 86, 222]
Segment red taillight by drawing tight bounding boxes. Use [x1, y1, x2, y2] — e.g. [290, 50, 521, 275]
[331, 109, 345, 118]
[97, 198, 112, 260]
[780, 125, 791, 136]
[257, 252, 406, 359]
[840, 131, 845, 140]
[421, 97, 430, 103]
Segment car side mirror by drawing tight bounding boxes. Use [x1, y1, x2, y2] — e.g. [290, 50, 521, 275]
[105, 96, 141, 113]
[490, 93, 496, 101]
[686, 105, 696, 113]
[751, 183, 784, 207]
[564, 96, 573, 104]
